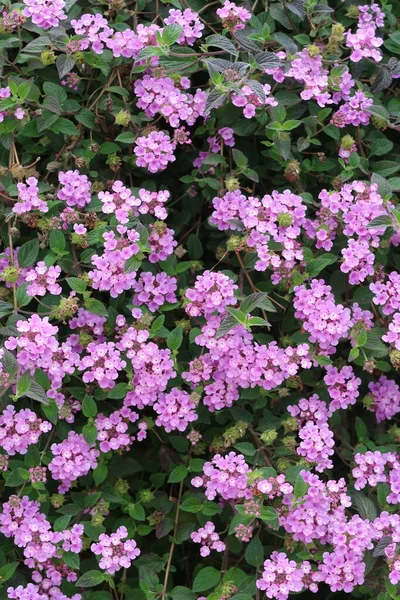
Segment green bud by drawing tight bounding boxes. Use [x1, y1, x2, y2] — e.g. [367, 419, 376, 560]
[115, 110, 131, 127]
[307, 45, 320, 57]
[362, 394, 374, 409]
[346, 4, 360, 18]
[40, 50, 56, 66]
[282, 436, 297, 450]
[1, 266, 20, 283]
[139, 489, 155, 503]
[114, 478, 130, 494]
[283, 417, 298, 432]
[390, 349, 400, 370]
[226, 236, 244, 251]
[278, 213, 294, 227]
[225, 175, 240, 192]
[277, 458, 291, 472]
[341, 135, 355, 150]
[371, 116, 388, 130]
[51, 494, 65, 508]
[260, 430, 278, 445]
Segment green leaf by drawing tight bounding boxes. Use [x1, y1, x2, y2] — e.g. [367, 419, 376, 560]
[128, 503, 146, 521]
[370, 137, 393, 157]
[82, 395, 97, 418]
[216, 316, 239, 339]
[355, 416, 368, 440]
[16, 371, 31, 397]
[349, 346, 360, 362]
[63, 550, 80, 570]
[25, 381, 48, 404]
[171, 586, 196, 600]
[93, 463, 108, 485]
[56, 55, 75, 79]
[162, 24, 183, 46]
[82, 424, 98, 445]
[51, 118, 80, 136]
[226, 307, 247, 324]
[187, 234, 203, 259]
[168, 465, 188, 483]
[54, 515, 71, 532]
[367, 215, 393, 229]
[167, 327, 183, 351]
[0, 562, 18, 583]
[115, 132, 136, 143]
[192, 567, 221, 592]
[306, 253, 337, 277]
[66, 277, 87, 293]
[240, 292, 277, 314]
[49, 230, 66, 254]
[16, 283, 32, 307]
[206, 34, 238, 56]
[294, 474, 308, 499]
[124, 255, 141, 274]
[76, 570, 106, 588]
[180, 497, 202, 513]
[245, 536, 264, 567]
[43, 82, 67, 105]
[84, 298, 108, 317]
[17, 239, 39, 267]
[352, 491, 378, 521]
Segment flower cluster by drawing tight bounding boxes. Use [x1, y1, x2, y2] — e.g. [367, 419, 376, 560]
[22, 0, 66, 29]
[191, 522, 226, 556]
[25, 262, 62, 297]
[91, 526, 140, 574]
[216, 0, 251, 32]
[133, 272, 177, 312]
[134, 75, 206, 128]
[13, 177, 48, 214]
[57, 170, 92, 208]
[0, 406, 52, 455]
[164, 8, 204, 45]
[134, 131, 176, 173]
[49, 432, 100, 493]
[154, 388, 198, 432]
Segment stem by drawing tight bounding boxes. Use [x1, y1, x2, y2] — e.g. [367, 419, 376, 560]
[161, 480, 184, 600]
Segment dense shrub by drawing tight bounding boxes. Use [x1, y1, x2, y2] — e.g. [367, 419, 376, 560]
[0, 0, 400, 599]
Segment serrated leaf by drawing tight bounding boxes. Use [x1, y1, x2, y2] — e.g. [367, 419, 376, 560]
[167, 327, 183, 351]
[49, 230, 66, 254]
[56, 55, 75, 79]
[206, 34, 238, 56]
[373, 535, 392, 557]
[245, 536, 264, 567]
[240, 292, 277, 314]
[17, 239, 39, 267]
[162, 24, 183, 46]
[168, 465, 188, 483]
[66, 277, 86, 293]
[76, 570, 106, 588]
[192, 567, 221, 592]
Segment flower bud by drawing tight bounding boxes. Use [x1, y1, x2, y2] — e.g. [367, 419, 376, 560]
[40, 50, 56, 65]
[51, 494, 65, 508]
[341, 135, 355, 150]
[307, 45, 320, 57]
[1, 266, 20, 283]
[115, 110, 131, 127]
[283, 417, 298, 432]
[277, 212, 293, 227]
[225, 175, 240, 192]
[114, 478, 130, 494]
[139, 489, 155, 503]
[284, 160, 300, 183]
[260, 430, 278, 445]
